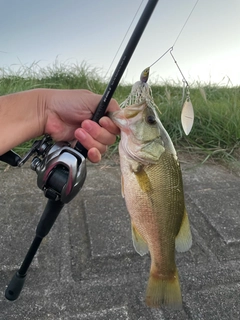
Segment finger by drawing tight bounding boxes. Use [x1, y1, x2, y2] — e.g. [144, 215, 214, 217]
[74, 128, 107, 155]
[81, 120, 117, 145]
[105, 98, 120, 113]
[83, 93, 119, 115]
[87, 147, 101, 163]
[99, 116, 120, 135]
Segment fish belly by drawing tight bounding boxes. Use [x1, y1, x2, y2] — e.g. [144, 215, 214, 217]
[120, 149, 185, 308]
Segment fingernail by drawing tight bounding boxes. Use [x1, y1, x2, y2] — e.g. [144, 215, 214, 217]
[82, 120, 92, 132]
[99, 117, 107, 127]
[76, 129, 86, 140]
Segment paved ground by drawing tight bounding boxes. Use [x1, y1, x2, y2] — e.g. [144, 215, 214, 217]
[0, 156, 240, 320]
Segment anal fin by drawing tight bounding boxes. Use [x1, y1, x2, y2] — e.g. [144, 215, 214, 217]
[121, 175, 125, 198]
[175, 208, 192, 252]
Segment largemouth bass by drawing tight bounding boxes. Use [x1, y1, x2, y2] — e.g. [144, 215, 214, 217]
[109, 102, 192, 309]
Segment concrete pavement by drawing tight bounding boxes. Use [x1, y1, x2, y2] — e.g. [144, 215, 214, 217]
[0, 157, 240, 320]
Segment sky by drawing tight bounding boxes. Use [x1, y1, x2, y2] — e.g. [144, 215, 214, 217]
[1, 0, 240, 86]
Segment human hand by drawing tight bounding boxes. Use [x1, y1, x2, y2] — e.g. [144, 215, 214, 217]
[43, 89, 120, 162]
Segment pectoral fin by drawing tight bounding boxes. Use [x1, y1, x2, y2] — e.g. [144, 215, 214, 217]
[133, 167, 152, 193]
[131, 223, 148, 256]
[175, 208, 192, 252]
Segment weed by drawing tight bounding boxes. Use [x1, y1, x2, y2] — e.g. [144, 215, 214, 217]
[0, 62, 239, 162]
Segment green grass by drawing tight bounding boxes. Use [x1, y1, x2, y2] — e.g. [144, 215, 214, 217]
[0, 62, 239, 163]
[150, 84, 240, 162]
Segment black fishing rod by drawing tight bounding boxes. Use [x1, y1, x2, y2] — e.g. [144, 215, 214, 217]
[75, 0, 159, 157]
[4, 0, 159, 301]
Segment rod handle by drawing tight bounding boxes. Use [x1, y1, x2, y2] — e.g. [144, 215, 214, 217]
[36, 200, 64, 238]
[5, 272, 26, 301]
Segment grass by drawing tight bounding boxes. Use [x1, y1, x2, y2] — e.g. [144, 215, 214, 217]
[0, 62, 239, 164]
[150, 84, 240, 163]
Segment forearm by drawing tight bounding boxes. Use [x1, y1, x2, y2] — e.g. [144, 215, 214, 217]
[0, 89, 46, 155]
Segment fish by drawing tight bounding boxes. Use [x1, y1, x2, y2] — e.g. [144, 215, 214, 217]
[109, 101, 192, 309]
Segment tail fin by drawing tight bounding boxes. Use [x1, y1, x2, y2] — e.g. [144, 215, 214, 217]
[145, 269, 182, 309]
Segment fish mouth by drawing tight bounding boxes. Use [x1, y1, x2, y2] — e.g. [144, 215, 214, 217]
[107, 110, 127, 129]
[108, 102, 147, 129]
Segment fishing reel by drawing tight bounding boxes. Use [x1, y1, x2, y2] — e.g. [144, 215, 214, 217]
[3, 136, 87, 301]
[18, 135, 87, 203]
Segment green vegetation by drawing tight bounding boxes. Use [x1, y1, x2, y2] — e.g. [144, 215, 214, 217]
[150, 84, 240, 163]
[0, 62, 239, 163]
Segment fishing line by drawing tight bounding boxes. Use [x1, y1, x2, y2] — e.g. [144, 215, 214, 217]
[147, 0, 199, 136]
[120, 0, 199, 135]
[172, 0, 200, 47]
[149, 0, 200, 70]
[104, 0, 145, 78]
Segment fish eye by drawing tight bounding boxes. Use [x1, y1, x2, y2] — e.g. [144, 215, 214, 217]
[146, 115, 156, 125]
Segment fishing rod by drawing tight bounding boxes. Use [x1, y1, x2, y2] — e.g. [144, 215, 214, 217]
[3, 0, 159, 301]
[75, 0, 159, 156]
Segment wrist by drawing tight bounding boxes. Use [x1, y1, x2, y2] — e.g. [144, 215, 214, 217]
[0, 89, 47, 154]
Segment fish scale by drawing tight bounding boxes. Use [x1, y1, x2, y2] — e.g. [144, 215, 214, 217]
[124, 152, 184, 261]
[109, 90, 192, 309]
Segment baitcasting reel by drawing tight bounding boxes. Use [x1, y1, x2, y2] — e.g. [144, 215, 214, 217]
[3, 136, 87, 301]
[19, 135, 87, 203]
